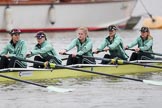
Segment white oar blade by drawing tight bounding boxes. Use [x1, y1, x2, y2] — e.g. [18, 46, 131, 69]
[143, 80, 162, 86]
[46, 86, 75, 93]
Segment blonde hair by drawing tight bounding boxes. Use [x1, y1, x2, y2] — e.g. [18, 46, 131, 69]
[148, 35, 153, 40]
[146, 29, 152, 39]
[76, 27, 89, 36]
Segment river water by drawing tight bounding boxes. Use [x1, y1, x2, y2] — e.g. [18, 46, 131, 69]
[1, 0, 162, 108]
[0, 29, 162, 108]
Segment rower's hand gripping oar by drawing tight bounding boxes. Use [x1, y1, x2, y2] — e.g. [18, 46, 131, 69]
[17, 58, 162, 86]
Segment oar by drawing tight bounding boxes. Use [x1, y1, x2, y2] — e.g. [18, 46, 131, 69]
[62, 53, 162, 68]
[126, 48, 162, 56]
[81, 55, 162, 69]
[93, 49, 107, 54]
[61, 49, 106, 56]
[17, 58, 162, 86]
[0, 69, 10, 72]
[61, 57, 68, 61]
[0, 71, 73, 93]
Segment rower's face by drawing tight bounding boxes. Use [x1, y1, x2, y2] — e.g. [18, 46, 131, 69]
[109, 30, 116, 37]
[37, 37, 45, 44]
[141, 31, 148, 39]
[11, 33, 20, 42]
[77, 30, 86, 41]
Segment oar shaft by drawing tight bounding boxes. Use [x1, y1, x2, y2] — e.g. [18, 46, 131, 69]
[18, 58, 44, 65]
[62, 53, 70, 56]
[61, 58, 68, 61]
[122, 60, 162, 69]
[144, 52, 162, 56]
[126, 49, 162, 56]
[82, 55, 109, 61]
[63, 53, 162, 69]
[0, 73, 73, 93]
[81, 54, 162, 69]
[16, 58, 162, 86]
[93, 50, 107, 54]
[62, 50, 106, 56]
[56, 65, 142, 82]
[0, 74, 46, 88]
[15, 58, 142, 82]
[50, 64, 162, 86]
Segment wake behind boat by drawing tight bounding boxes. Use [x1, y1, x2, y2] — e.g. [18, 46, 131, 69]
[0, 0, 138, 32]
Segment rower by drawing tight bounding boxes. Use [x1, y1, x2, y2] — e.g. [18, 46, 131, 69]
[125, 26, 154, 61]
[26, 31, 62, 68]
[59, 27, 95, 65]
[93, 25, 128, 64]
[0, 28, 27, 69]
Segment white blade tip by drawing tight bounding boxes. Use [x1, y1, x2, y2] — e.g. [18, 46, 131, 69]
[143, 80, 162, 86]
[46, 86, 75, 93]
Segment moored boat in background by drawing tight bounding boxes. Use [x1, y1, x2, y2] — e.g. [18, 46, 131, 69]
[0, 0, 138, 32]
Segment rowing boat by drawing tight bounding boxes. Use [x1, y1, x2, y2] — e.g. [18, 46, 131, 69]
[0, 63, 162, 82]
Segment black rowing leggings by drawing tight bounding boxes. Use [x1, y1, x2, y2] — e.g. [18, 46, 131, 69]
[33, 56, 61, 68]
[66, 54, 96, 65]
[0, 56, 26, 69]
[129, 52, 154, 61]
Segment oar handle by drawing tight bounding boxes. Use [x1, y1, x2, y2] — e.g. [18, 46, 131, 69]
[125, 48, 135, 51]
[62, 53, 71, 56]
[126, 48, 162, 56]
[62, 53, 82, 58]
[61, 58, 68, 61]
[93, 49, 107, 54]
[62, 49, 107, 56]
[62, 50, 106, 56]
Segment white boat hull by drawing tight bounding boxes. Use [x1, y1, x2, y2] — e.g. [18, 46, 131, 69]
[0, 0, 137, 32]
